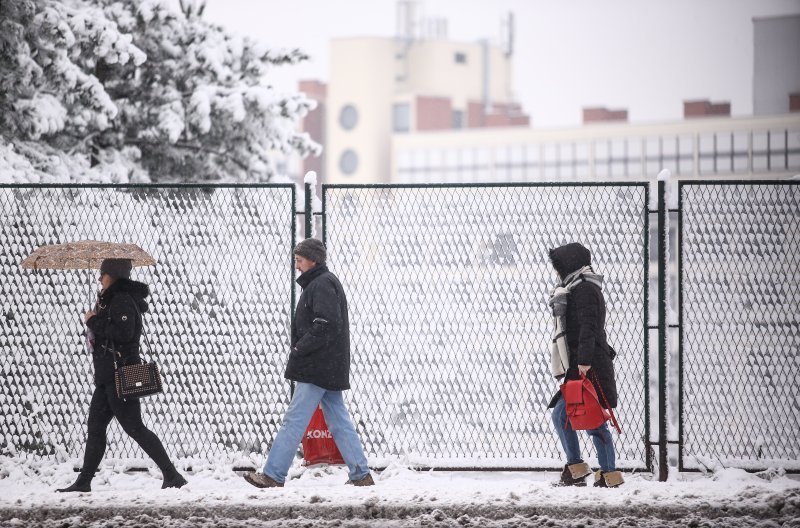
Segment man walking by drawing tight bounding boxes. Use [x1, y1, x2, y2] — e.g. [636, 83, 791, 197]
[245, 238, 374, 488]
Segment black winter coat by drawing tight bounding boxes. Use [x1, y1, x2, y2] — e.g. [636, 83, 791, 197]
[547, 243, 618, 409]
[85, 279, 149, 385]
[285, 265, 351, 391]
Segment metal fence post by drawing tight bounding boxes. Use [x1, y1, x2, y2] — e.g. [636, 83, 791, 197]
[304, 181, 313, 239]
[657, 179, 669, 481]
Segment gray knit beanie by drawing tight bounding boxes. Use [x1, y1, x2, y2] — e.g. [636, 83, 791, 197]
[100, 258, 132, 279]
[294, 238, 326, 265]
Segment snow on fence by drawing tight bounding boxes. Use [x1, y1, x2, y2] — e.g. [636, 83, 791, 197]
[2, 181, 796, 473]
[0, 185, 297, 467]
[0, 183, 650, 471]
[324, 184, 650, 470]
[679, 182, 800, 471]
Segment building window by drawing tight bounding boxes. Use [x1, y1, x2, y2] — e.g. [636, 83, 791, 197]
[769, 129, 787, 170]
[454, 52, 467, 64]
[732, 132, 749, 172]
[677, 136, 694, 176]
[393, 103, 410, 133]
[339, 105, 358, 130]
[788, 130, 800, 170]
[339, 149, 358, 175]
[452, 110, 464, 129]
[698, 134, 716, 174]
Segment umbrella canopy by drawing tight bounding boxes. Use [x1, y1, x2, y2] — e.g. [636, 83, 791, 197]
[20, 240, 156, 270]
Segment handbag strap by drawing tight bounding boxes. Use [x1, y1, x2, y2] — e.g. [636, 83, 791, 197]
[130, 297, 155, 362]
[591, 370, 622, 434]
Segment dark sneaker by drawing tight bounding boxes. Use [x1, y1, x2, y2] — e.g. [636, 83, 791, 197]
[594, 470, 625, 488]
[552, 462, 591, 487]
[244, 471, 284, 488]
[346, 473, 375, 486]
[162, 473, 188, 489]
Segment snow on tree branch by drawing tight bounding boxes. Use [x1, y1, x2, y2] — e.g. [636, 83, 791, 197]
[0, 0, 319, 183]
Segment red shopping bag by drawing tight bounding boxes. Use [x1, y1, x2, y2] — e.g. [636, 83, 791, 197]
[302, 406, 345, 465]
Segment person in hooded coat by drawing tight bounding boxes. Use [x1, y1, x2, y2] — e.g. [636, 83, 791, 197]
[56, 259, 186, 492]
[547, 243, 624, 488]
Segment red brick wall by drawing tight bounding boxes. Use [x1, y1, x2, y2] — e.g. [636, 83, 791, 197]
[710, 102, 730, 116]
[299, 80, 327, 180]
[467, 101, 530, 128]
[416, 96, 453, 131]
[467, 101, 485, 127]
[790, 93, 800, 112]
[299, 80, 327, 100]
[583, 107, 628, 123]
[684, 100, 710, 117]
[684, 99, 731, 118]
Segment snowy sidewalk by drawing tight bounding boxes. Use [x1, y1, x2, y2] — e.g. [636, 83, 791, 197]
[1, 458, 798, 527]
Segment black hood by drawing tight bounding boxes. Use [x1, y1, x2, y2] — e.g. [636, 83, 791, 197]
[549, 242, 592, 279]
[101, 278, 150, 313]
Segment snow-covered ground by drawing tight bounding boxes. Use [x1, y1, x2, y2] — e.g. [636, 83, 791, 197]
[1, 456, 798, 527]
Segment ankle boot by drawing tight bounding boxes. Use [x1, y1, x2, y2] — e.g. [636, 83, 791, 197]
[553, 462, 591, 487]
[594, 470, 625, 488]
[56, 474, 92, 493]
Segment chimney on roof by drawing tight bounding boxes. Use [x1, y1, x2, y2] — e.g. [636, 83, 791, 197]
[790, 93, 800, 113]
[582, 107, 628, 124]
[684, 99, 731, 118]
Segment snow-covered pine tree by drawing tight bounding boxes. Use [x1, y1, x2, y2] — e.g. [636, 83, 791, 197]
[1, 0, 147, 182]
[0, 0, 320, 183]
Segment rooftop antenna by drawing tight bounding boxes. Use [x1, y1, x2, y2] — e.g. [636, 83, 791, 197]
[503, 12, 514, 57]
[396, 0, 420, 43]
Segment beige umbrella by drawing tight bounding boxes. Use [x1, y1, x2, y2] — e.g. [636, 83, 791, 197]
[20, 240, 156, 271]
[20, 241, 156, 354]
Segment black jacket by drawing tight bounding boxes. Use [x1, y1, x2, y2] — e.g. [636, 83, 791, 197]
[548, 243, 618, 409]
[85, 279, 149, 385]
[285, 265, 351, 391]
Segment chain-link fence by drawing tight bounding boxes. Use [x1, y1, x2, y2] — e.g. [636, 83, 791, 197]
[679, 181, 800, 471]
[0, 185, 295, 466]
[4, 181, 798, 473]
[323, 184, 650, 469]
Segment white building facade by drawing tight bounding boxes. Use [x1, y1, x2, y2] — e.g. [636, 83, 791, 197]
[393, 113, 800, 183]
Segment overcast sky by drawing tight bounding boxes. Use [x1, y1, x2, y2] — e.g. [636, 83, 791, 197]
[201, 0, 800, 128]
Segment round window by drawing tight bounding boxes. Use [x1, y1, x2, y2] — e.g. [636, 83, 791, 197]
[339, 149, 358, 175]
[339, 105, 358, 130]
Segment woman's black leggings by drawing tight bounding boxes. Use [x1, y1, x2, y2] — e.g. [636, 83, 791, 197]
[78, 383, 176, 479]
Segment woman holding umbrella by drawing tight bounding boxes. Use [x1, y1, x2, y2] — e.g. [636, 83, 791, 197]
[57, 258, 187, 492]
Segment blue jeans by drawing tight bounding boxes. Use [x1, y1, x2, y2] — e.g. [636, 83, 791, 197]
[262, 382, 370, 484]
[552, 396, 616, 472]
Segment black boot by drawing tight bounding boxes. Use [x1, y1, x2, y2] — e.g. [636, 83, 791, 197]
[56, 474, 92, 493]
[162, 471, 188, 489]
[552, 462, 591, 487]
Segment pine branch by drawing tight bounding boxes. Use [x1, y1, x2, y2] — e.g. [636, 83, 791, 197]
[67, 132, 100, 155]
[127, 138, 250, 172]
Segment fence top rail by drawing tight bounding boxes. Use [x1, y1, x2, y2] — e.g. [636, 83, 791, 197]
[679, 180, 800, 187]
[0, 183, 296, 190]
[322, 182, 650, 190]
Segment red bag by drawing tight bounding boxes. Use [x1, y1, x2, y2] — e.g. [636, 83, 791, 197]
[302, 406, 345, 465]
[560, 374, 621, 433]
